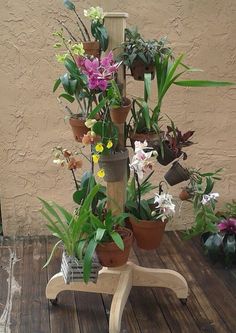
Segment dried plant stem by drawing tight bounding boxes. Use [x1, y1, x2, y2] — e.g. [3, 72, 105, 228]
[56, 19, 79, 42]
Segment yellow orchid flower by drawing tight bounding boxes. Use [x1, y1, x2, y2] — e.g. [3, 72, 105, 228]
[92, 154, 100, 164]
[106, 140, 113, 149]
[97, 169, 105, 178]
[95, 143, 104, 153]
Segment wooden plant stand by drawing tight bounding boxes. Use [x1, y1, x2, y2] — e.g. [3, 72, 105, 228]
[45, 11, 189, 333]
[46, 262, 188, 333]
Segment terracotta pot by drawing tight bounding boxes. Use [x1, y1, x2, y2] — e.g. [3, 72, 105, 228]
[110, 98, 131, 124]
[179, 188, 191, 201]
[164, 162, 190, 186]
[96, 227, 133, 267]
[130, 217, 167, 250]
[83, 41, 100, 58]
[98, 149, 129, 182]
[129, 131, 162, 150]
[157, 141, 179, 166]
[130, 60, 155, 81]
[69, 117, 88, 142]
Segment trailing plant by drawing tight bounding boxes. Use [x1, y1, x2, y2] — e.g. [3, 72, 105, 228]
[183, 169, 222, 239]
[118, 27, 172, 68]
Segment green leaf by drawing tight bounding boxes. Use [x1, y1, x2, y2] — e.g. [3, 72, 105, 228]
[174, 80, 235, 87]
[110, 231, 124, 250]
[43, 240, 62, 268]
[88, 98, 107, 119]
[59, 93, 75, 103]
[144, 73, 152, 102]
[53, 78, 61, 92]
[83, 238, 98, 283]
[63, 0, 75, 11]
[95, 228, 106, 242]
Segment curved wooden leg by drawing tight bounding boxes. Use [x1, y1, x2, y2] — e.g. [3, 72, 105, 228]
[46, 272, 65, 300]
[132, 263, 188, 299]
[109, 268, 132, 333]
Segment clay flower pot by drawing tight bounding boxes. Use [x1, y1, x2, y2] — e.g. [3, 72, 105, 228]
[129, 131, 162, 150]
[98, 149, 129, 182]
[130, 60, 155, 81]
[130, 217, 167, 250]
[96, 227, 133, 267]
[157, 141, 179, 166]
[69, 117, 88, 142]
[164, 162, 190, 186]
[110, 98, 131, 124]
[83, 41, 100, 58]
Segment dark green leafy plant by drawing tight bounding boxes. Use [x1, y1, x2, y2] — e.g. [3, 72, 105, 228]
[118, 27, 172, 67]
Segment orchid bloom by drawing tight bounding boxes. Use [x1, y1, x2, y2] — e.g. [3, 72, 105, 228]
[201, 192, 219, 205]
[154, 193, 176, 222]
[76, 51, 121, 91]
[218, 218, 236, 234]
[130, 141, 154, 180]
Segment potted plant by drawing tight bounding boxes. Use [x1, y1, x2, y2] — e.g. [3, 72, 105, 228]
[61, 1, 108, 56]
[107, 80, 131, 124]
[53, 46, 120, 142]
[128, 53, 234, 151]
[164, 161, 190, 186]
[126, 141, 175, 250]
[39, 184, 103, 284]
[182, 169, 222, 239]
[118, 27, 172, 81]
[157, 122, 194, 165]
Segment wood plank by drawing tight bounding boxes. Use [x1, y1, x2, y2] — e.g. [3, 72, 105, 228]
[8, 237, 24, 333]
[166, 232, 234, 333]
[19, 237, 50, 333]
[192, 236, 236, 298]
[0, 237, 12, 332]
[47, 237, 81, 333]
[74, 291, 109, 333]
[134, 243, 201, 333]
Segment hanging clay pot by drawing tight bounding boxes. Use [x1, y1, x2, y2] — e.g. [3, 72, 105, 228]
[164, 161, 190, 186]
[98, 149, 129, 182]
[130, 60, 155, 81]
[129, 131, 162, 150]
[69, 117, 88, 142]
[96, 227, 133, 267]
[130, 217, 167, 250]
[83, 41, 100, 58]
[110, 98, 131, 124]
[179, 188, 192, 201]
[157, 141, 179, 166]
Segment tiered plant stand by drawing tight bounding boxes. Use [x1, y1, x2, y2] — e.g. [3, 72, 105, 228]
[46, 12, 188, 333]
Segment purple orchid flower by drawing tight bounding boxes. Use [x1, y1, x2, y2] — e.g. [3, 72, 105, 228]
[218, 218, 236, 234]
[76, 51, 121, 91]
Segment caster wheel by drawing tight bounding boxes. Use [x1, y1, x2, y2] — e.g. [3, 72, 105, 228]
[180, 298, 187, 305]
[50, 297, 58, 305]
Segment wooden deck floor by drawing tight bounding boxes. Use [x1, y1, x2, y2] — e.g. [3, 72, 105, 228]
[0, 232, 236, 333]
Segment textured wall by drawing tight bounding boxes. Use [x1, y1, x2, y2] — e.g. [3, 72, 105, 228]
[0, 0, 236, 236]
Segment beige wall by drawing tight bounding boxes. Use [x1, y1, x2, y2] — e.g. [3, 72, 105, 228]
[0, 0, 236, 236]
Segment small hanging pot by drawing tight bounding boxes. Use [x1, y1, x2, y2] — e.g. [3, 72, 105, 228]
[179, 188, 192, 201]
[109, 98, 131, 124]
[129, 131, 162, 150]
[130, 217, 167, 250]
[83, 41, 100, 58]
[69, 117, 88, 142]
[130, 59, 155, 81]
[61, 251, 101, 284]
[98, 149, 129, 182]
[96, 227, 133, 267]
[164, 161, 190, 186]
[157, 141, 179, 166]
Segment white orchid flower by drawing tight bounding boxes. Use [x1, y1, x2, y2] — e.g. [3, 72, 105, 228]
[154, 193, 175, 221]
[130, 147, 153, 180]
[134, 140, 152, 153]
[201, 192, 219, 205]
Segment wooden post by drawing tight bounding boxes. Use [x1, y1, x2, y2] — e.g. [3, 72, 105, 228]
[104, 13, 128, 214]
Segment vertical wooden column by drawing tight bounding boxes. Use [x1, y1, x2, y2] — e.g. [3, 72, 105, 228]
[104, 13, 128, 214]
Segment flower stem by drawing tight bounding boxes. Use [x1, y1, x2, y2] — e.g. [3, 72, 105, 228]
[73, 9, 91, 42]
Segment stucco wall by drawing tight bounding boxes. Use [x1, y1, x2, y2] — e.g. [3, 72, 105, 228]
[0, 0, 236, 236]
